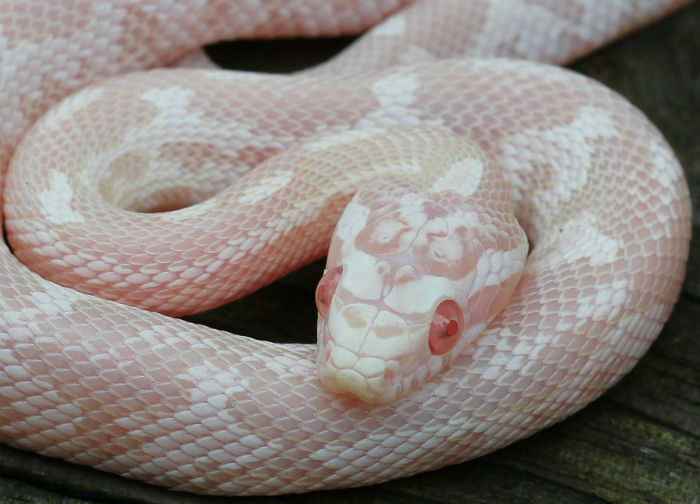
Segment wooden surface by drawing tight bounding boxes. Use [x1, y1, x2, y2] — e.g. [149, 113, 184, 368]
[1, 3, 698, 503]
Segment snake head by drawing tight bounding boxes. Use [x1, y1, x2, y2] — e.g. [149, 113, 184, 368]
[315, 183, 527, 404]
[316, 260, 471, 404]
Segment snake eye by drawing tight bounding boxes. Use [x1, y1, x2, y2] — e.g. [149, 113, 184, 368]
[315, 266, 343, 318]
[428, 299, 464, 355]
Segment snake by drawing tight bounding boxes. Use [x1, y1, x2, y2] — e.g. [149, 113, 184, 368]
[0, 0, 693, 497]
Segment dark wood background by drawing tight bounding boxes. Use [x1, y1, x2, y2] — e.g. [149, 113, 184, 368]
[1, 2, 698, 503]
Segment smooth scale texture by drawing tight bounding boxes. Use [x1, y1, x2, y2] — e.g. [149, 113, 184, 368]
[0, 0, 693, 496]
[313, 129, 528, 404]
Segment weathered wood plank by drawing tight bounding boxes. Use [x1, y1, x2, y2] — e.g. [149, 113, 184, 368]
[1, 2, 698, 503]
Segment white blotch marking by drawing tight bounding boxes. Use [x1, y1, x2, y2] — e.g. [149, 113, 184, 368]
[397, 44, 437, 65]
[647, 136, 681, 206]
[238, 171, 294, 205]
[619, 311, 663, 342]
[138, 86, 208, 132]
[412, 208, 480, 263]
[371, 73, 419, 109]
[369, 220, 408, 246]
[341, 252, 385, 301]
[42, 87, 105, 131]
[358, 73, 427, 127]
[430, 157, 485, 198]
[39, 170, 85, 225]
[140, 86, 193, 113]
[352, 192, 430, 257]
[4, 283, 82, 327]
[500, 106, 618, 211]
[545, 213, 621, 267]
[464, 322, 487, 345]
[385, 274, 454, 315]
[475, 0, 600, 61]
[335, 199, 371, 243]
[327, 303, 377, 354]
[372, 15, 406, 36]
[575, 278, 629, 321]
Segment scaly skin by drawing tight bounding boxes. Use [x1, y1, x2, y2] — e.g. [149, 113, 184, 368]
[0, 0, 693, 496]
[313, 128, 528, 404]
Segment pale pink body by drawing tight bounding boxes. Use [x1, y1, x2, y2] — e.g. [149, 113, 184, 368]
[0, 0, 693, 496]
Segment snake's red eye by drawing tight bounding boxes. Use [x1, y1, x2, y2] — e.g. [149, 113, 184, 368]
[428, 299, 464, 355]
[315, 266, 343, 318]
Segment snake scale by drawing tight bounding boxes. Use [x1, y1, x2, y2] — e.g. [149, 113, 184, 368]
[0, 0, 692, 496]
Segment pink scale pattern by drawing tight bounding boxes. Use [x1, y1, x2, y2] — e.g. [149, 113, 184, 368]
[0, 0, 693, 496]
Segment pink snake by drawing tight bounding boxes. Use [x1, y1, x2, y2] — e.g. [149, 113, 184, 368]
[0, 0, 693, 496]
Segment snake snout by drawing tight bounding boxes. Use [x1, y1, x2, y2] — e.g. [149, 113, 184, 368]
[318, 302, 425, 404]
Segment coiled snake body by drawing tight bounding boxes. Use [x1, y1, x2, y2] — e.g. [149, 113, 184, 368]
[0, 0, 692, 496]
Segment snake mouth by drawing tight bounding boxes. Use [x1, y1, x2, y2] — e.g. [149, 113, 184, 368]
[317, 300, 420, 403]
[317, 343, 399, 404]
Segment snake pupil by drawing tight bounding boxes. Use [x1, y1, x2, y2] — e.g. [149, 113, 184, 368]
[429, 300, 464, 355]
[428, 299, 464, 355]
[446, 320, 459, 337]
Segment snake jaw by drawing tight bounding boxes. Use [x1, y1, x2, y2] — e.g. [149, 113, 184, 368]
[317, 301, 418, 404]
